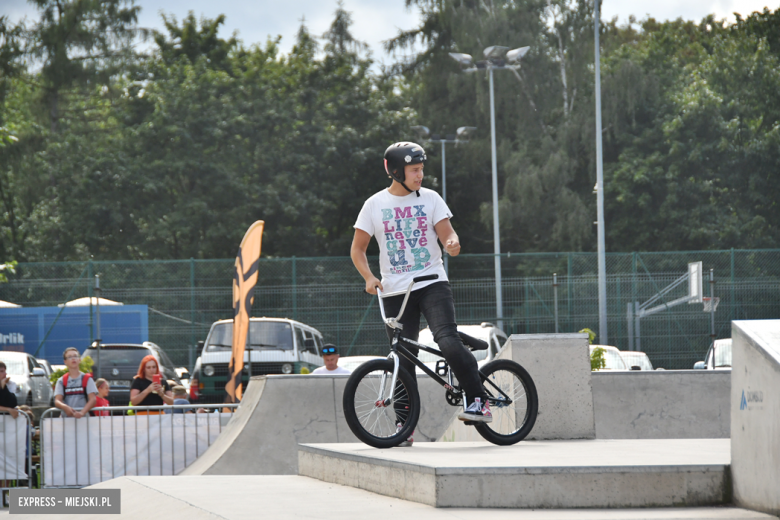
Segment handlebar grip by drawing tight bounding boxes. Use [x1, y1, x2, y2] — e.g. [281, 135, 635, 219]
[413, 274, 439, 283]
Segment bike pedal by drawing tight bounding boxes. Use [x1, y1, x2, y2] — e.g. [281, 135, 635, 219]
[463, 420, 477, 426]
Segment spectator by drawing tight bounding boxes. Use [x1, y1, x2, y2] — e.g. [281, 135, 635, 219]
[54, 347, 97, 418]
[0, 360, 19, 418]
[311, 345, 351, 375]
[130, 355, 173, 415]
[94, 378, 110, 416]
[170, 386, 191, 414]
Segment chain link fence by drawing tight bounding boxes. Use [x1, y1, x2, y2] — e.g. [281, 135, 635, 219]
[2, 249, 778, 370]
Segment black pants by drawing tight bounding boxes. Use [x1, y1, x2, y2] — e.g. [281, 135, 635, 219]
[382, 281, 487, 405]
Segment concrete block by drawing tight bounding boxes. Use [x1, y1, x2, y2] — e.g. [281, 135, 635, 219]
[299, 440, 731, 508]
[440, 333, 595, 441]
[731, 320, 780, 517]
[593, 370, 730, 439]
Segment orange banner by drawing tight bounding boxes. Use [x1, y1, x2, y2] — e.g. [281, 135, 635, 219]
[225, 221, 264, 404]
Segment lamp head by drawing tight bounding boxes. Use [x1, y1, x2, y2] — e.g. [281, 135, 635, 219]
[448, 52, 473, 66]
[483, 46, 509, 59]
[506, 46, 530, 63]
[456, 126, 477, 139]
[410, 126, 430, 139]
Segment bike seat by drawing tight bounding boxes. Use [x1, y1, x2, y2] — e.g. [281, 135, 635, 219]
[459, 332, 488, 351]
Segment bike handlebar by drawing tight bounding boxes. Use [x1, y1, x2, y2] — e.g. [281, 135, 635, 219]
[375, 274, 439, 329]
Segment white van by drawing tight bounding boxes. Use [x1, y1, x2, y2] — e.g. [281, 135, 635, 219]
[197, 318, 324, 402]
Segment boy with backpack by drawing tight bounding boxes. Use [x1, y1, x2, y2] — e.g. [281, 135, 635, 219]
[54, 347, 97, 418]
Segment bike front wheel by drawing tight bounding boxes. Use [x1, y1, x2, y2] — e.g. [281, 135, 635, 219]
[343, 358, 420, 449]
[475, 359, 538, 446]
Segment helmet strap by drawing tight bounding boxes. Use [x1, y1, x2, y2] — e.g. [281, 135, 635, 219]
[399, 181, 420, 197]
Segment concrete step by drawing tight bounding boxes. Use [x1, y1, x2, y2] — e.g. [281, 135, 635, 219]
[298, 439, 732, 509]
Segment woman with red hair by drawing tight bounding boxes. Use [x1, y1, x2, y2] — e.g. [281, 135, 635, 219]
[130, 355, 173, 414]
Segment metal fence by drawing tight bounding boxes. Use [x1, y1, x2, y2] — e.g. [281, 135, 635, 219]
[2, 249, 779, 370]
[40, 404, 237, 488]
[1, 410, 33, 504]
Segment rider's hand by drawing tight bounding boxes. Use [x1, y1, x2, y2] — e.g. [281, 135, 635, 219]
[444, 238, 461, 257]
[365, 277, 383, 295]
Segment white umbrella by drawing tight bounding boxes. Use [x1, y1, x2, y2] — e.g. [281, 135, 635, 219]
[58, 297, 124, 307]
[0, 300, 21, 308]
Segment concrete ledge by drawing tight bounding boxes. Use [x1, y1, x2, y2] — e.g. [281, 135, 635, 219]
[593, 370, 730, 439]
[298, 439, 731, 509]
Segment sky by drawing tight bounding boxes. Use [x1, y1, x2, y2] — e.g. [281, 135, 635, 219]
[3, 0, 779, 66]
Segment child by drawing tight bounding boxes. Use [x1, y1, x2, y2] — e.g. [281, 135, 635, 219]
[171, 385, 191, 414]
[54, 347, 97, 418]
[94, 378, 110, 416]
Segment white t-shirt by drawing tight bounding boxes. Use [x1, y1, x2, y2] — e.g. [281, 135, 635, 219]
[311, 366, 351, 375]
[354, 187, 451, 296]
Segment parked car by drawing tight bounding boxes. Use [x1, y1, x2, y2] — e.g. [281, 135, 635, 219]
[81, 342, 182, 406]
[414, 323, 508, 375]
[693, 338, 732, 370]
[589, 345, 629, 371]
[198, 318, 325, 403]
[619, 351, 654, 371]
[337, 355, 384, 372]
[0, 351, 54, 407]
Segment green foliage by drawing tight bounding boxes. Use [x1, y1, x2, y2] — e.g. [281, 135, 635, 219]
[590, 346, 606, 371]
[579, 327, 596, 344]
[1, 2, 779, 262]
[0, 260, 16, 282]
[49, 355, 95, 385]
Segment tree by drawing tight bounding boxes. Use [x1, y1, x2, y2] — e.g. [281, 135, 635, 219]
[26, 0, 142, 132]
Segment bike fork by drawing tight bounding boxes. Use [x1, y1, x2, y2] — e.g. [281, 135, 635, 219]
[376, 351, 401, 407]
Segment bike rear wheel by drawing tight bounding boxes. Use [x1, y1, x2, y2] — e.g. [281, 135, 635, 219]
[475, 359, 538, 446]
[343, 358, 420, 449]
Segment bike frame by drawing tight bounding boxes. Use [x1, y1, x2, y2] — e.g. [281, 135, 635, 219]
[374, 277, 512, 409]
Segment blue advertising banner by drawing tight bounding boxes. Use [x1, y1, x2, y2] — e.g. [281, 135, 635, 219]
[0, 306, 148, 363]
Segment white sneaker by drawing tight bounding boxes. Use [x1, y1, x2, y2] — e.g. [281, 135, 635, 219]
[458, 397, 492, 423]
[396, 423, 414, 447]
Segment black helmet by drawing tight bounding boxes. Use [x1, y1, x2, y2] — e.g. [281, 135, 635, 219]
[384, 142, 427, 194]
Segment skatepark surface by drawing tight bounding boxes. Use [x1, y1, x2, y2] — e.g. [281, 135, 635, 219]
[3, 474, 776, 520]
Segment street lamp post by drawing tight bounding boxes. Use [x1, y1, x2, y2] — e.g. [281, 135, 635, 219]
[594, 1, 608, 343]
[411, 126, 477, 274]
[450, 45, 530, 330]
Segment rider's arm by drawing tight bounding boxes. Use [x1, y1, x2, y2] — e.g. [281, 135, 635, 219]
[434, 218, 461, 257]
[351, 229, 383, 294]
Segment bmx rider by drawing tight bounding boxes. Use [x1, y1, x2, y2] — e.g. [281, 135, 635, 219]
[350, 141, 492, 435]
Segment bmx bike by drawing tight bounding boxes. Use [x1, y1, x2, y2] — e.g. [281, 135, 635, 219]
[342, 274, 538, 448]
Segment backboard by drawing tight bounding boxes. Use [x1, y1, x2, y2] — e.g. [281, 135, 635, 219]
[688, 261, 703, 304]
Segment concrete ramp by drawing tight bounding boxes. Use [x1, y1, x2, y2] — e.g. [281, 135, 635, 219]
[181, 374, 459, 475]
[731, 320, 780, 517]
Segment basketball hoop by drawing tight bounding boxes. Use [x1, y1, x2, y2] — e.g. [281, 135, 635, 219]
[702, 297, 720, 312]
